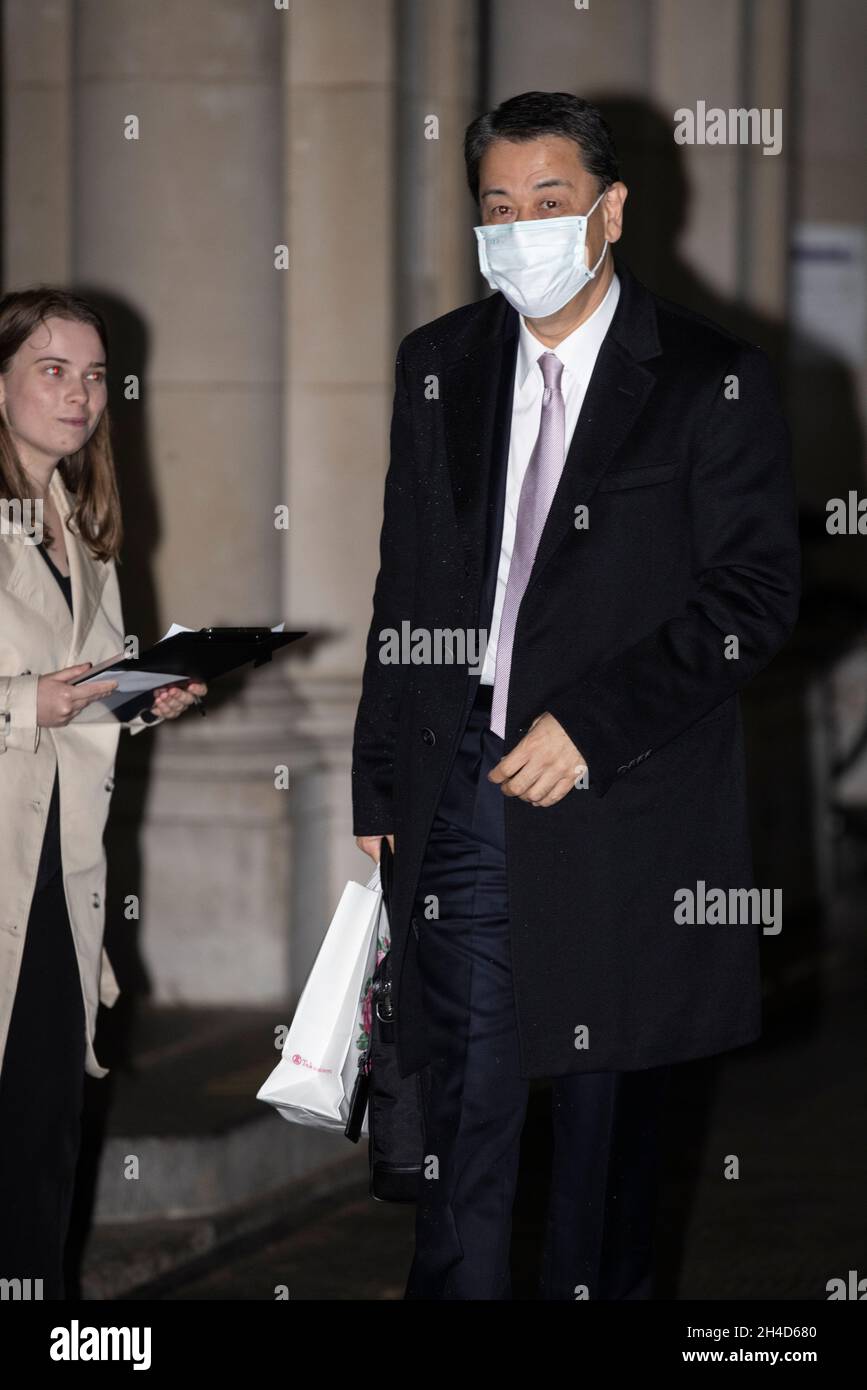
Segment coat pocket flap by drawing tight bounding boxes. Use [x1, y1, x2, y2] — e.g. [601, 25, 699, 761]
[597, 462, 679, 491]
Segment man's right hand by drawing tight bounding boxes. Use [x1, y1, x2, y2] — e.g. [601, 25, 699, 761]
[37, 663, 119, 727]
[355, 833, 395, 863]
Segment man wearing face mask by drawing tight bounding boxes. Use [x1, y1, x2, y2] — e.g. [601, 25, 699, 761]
[352, 90, 800, 1300]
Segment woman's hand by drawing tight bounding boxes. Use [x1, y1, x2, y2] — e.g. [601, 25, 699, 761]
[148, 680, 208, 720]
[37, 663, 119, 727]
[355, 833, 395, 864]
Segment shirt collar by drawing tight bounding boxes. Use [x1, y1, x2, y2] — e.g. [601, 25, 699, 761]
[515, 271, 621, 393]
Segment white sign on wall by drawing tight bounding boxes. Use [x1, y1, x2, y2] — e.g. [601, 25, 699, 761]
[791, 224, 866, 370]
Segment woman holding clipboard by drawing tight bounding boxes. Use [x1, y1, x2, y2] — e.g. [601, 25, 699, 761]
[0, 288, 207, 1298]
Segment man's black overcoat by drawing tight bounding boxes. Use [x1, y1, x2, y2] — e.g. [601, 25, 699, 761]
[351, 254, 800, 1080]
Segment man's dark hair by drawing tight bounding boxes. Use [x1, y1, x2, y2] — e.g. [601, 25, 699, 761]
[464, 90, 621, 205]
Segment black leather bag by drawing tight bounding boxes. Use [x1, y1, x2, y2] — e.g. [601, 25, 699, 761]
[344, 838, 425, 1202]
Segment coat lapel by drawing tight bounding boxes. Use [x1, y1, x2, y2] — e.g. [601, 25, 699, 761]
[1, 468, 110, 657]
[50, 468, 111, 660]
[441, 256, 662, 603]
[523, 257, 662, 594]
[442, 293, 518, 587]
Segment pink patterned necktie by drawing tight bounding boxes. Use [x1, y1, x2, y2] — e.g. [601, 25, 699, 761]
[490, 351, 565, 738]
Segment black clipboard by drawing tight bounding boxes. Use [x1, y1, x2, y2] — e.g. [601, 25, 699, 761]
[73, 626, 307, 722]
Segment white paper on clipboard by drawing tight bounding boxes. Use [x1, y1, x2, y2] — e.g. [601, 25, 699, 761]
[71, 621, 286, 713]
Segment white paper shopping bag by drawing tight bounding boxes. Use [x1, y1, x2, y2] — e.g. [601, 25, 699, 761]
[256, 865, 385, 1133]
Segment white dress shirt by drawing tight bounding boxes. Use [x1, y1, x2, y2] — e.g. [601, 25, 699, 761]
[479, 272, 621, 685]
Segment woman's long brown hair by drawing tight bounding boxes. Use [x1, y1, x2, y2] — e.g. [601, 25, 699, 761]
[0, 286, 123, 562]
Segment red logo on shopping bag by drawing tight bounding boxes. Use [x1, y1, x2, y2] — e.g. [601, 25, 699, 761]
[290, 1053, 332, 1073]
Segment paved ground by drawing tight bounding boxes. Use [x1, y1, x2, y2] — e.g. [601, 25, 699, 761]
[115, 913, 866, 1301]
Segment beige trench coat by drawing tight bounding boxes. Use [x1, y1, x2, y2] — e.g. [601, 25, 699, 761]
[0, 467, 162, 1080]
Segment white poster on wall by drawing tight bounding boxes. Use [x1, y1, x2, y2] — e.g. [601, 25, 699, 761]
[790, 223, 866, 370]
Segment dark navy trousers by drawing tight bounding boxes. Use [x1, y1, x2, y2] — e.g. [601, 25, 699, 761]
[0, 865, 85, 1300]
[404, 681, 671, 1300]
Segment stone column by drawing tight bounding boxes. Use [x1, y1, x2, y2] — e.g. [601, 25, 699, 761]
[71, 0, 288, 1003]
[279, 1, 482, 983]
[651, 0, 792, 314]
[650, 0, 746, 297]
[395, 0, 481, 334]
[2, 0, 74, 283]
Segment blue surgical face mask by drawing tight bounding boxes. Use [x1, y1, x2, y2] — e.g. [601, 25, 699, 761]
[473, 188, 608, 318]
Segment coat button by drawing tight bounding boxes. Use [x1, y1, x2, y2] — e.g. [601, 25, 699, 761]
[421, 727, 436, 746]
[104, 777, 114, 792]
[92, 892, 100, 908]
